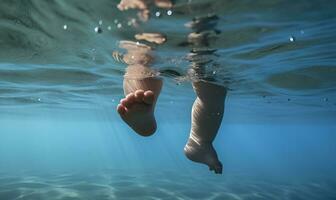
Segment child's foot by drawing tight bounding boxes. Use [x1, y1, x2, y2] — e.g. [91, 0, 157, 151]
[184, 138, 223, 174]
[117, 89, 157, 136]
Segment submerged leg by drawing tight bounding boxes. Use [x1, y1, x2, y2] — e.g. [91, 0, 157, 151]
[184, 81, 227, 174]
[117, 41, 163, 136]
[118, 76, 162, 136]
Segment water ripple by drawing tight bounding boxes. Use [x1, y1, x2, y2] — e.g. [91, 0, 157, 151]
[0, 0, 335, 114]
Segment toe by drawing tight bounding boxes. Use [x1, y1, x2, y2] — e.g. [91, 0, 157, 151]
[120, 98, 131, 108]
[210, 162, 223, 174]
[143, 90, 155, 104]
[117, 104, 127, 115]
[126, 93, 136, 103]
[134, 90, 145, 102]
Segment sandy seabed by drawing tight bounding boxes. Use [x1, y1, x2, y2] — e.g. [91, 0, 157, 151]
[0, 170, 335, 200]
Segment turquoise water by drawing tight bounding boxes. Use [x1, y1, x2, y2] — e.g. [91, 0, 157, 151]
[0, 0, 336, 199]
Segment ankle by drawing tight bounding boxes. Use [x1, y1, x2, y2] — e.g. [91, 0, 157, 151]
[187, 136, 212, 147]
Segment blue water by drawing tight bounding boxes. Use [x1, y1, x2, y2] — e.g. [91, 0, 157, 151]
[0, 0, 336, 199]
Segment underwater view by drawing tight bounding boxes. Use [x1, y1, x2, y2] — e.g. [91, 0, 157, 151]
[0, 0, 336, 199]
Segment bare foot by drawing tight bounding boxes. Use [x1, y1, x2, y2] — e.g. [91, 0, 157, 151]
[117, 89, 158, 136]
[184, 138, 223, 174]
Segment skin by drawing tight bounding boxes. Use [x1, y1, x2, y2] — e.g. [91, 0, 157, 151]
[184, 81, 226, 174]
[117, 41, 162, 136]
[118, 79, 162, 136]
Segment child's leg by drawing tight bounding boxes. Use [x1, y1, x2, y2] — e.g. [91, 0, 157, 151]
[184, 81, 227, 174]
[117, 41, 163, 136]
[182, 13, 226, 174]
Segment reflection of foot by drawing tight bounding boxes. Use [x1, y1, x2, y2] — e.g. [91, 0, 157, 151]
[118, 0, 173, 10]
[117, 0, 148, 11]
[119, 40, 154, 66]
[117, 0, 150, 21]
[135, 33, 167, 44]
[117, 0, 173, 21]
[184, 138, 223, 174]
[117, 89, 158, 136]
[154, 0, 173, 8]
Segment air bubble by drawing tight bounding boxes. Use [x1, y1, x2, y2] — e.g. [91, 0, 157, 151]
[63, 24, 67, 30]
[99, 20, 103, 25]
[212, 70, 216, 75]
[94, 26, 102, 33]
[117, 23, 122, 29]
[107, 26, 112, 30]
[114, 19, 118, 24]
[37, 98, 41, 102]
[167, 10, 173, 16]
[155, 11, 161, 17]
[289, 36, 295, 42]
